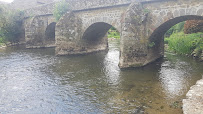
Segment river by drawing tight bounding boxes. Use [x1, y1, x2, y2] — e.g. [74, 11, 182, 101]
[0, 39, 202, 114]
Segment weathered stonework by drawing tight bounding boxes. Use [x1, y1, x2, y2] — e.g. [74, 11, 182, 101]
[183, 78, 203, 114]
[54, 0, 203, 68]
[25, 15, 56, 48]
[55, 6, 127, 55]
[119, 0, 203, 68]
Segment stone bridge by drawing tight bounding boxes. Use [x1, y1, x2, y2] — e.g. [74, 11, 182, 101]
[24, 0, 203, 68]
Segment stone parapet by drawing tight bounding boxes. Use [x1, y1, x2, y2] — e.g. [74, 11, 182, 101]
[23, 0, 175, 18]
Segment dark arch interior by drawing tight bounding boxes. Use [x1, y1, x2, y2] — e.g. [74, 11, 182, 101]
[80, 22, 120, 55]
[82, 22, 113, 42]
[45, 22, 56, 41]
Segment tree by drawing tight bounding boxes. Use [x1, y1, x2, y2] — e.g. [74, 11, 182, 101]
[53, 0, 69, 21]
[0, 4, 24, 43]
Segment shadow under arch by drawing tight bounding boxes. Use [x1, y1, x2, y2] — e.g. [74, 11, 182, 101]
[45, 22, 56, 42]
[45, 22, 56, 47]
[81, 22, 121, 53]
[82, 22, 120, 41]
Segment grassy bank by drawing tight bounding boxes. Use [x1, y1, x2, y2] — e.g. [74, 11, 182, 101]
[165, 32, 203, 56]
[108, 30, 120, 39]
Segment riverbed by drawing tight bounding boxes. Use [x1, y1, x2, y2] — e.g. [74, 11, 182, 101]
[0, 39, 202, 114]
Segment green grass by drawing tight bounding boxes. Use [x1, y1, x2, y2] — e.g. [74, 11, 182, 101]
[0, 37, 4, 44]
[107, 30, 120, 39]
[165, 32, 203, 55]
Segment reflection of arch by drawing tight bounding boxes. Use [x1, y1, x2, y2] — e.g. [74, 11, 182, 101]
[45, 22, 56, 41]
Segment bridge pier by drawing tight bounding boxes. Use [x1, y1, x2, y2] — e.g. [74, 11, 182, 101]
[118, 3, 164, 68]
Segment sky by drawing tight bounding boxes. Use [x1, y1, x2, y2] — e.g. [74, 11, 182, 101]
[0, 0, 14, 3]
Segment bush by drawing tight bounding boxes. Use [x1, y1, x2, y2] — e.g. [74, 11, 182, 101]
[184, 20, 203, 34]
[107, 28, 120, 39]
[165, 22, 185, 37]
[165, 32, 203, 55]
[0, 4, 24, 44]
[53, 0, 69, 21]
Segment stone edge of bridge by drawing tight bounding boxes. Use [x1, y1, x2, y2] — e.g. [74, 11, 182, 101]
[183, 77, 203, 114]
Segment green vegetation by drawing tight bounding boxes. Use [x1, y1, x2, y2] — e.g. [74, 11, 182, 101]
[164, 21, 203, 58]
[165, 22, 185, 37]
[107, 27, 120, 39]
[0, 4, 24, 45]
[53, 0, 69, 21]
[143, 8, 150, 14]
[148, 42, 155, 48]
[165, 32, 203, 55]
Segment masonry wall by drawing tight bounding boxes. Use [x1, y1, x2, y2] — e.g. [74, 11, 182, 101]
[119, 0, 203, 68]
[55, 6, 127, 56]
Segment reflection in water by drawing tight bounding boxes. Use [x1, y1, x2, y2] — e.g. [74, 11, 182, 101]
[159, 59, 191, 99]
[0, 40, 202, 114]
[159, 53, 196, 100]
[103, 39, 120, 85]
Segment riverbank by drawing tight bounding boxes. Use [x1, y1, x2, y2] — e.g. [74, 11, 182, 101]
[0, 42, 25, 50]
[0, 43, 6, 49]
[183, 77, 203, 114]
[165, 32, 203, 61]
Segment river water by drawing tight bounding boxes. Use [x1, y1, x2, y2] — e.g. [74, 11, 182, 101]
[0, 39, 202, 114]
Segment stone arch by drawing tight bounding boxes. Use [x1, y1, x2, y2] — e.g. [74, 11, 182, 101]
[118, 1, 203, 68]
[147, 1, 203, 42]
[83, 17, 122, 33]
[25, 15, 56, 48]
[145, 1, 203, 65]
[148, 15, 203, 65]
[55, 11, 122, 55]
[81, 22, 120, 55]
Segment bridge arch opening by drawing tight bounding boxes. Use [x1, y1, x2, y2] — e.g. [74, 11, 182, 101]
[45, 22, 56, 46]
[82, 22, 120, 53]
[148, 15, 203, 59]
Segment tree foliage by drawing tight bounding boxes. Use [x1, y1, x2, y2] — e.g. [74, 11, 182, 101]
[0, 4, 24, 43]
[53, 0, 69, 21]
[165, 22, 185, 37]
[184, 20, 203, 34]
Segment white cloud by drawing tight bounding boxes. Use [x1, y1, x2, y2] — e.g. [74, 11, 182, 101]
[0, 0, 14, 3]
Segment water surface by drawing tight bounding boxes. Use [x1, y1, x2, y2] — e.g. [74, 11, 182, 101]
[0, 39, 202, 114]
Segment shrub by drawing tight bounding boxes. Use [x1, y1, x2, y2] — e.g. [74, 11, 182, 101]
[184, 20, 203, 34]
[0, 4, 24, 44]
[107, 28, 120, 39]
[165, 32, 203, 55]
[165, 22, 185, 37]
